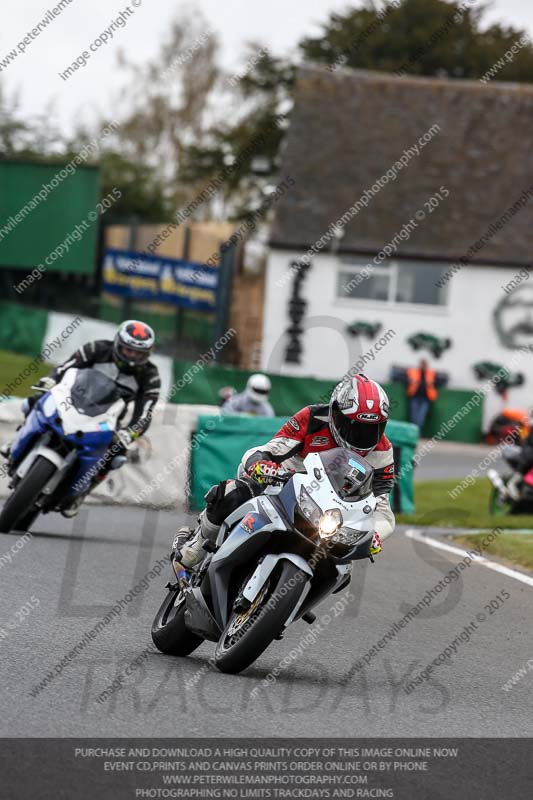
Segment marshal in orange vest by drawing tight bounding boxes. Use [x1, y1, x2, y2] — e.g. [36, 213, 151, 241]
[406, 367, 438, 402]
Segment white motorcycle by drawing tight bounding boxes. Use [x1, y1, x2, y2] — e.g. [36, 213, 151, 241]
[0, 368, 132, 533]
[152, 447, 377, 674]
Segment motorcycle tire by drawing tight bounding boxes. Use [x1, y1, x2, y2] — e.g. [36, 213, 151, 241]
[214, 560, 306, 675]
[151, 587, 204, 656]
[0, 456, 55, 534]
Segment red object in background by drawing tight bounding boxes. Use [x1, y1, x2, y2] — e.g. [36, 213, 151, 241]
[485, 408, 530, 445]
[523, 469, 533, 488]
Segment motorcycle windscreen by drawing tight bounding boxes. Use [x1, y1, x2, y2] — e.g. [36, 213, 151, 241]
[69, 370, 123, 417]
[318, 448, 374, 501]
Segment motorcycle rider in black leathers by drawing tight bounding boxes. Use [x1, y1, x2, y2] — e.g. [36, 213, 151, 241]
[2, 320, 160, 517]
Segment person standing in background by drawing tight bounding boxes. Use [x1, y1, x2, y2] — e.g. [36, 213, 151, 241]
[406, 358, 438, 432]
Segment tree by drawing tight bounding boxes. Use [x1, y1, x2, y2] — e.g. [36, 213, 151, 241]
[96, 151, 174, 222]
[179, 45, 295, 218]
[103, 7, 220, 211]
[299, 0, 533, 80]
[0, 83, 64, 159]
[1, 7, 221, 221]
[186, 0, 533, 214]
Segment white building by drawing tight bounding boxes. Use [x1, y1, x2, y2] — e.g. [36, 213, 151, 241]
[261, 67, 533, 430]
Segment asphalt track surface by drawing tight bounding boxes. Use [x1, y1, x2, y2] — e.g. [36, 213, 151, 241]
[413, 440, 505, 481]
[1, 502, 532, 738]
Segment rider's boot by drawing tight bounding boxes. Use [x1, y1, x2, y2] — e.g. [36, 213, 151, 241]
[60, 471, 107, 518]
[506, 472, 521, 501]
[1, 403, 34, 460]
[61, 495, 85, 518]
[1, 402, 35, 461]
[171, 510, 219, 575]
[60, 450, 127, 520]
[0, 442, 11, 459]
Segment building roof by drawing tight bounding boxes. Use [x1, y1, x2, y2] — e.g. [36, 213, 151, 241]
[270, 66, 533, 267]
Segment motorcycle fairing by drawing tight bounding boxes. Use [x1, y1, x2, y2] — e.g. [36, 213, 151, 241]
[9, 368, 125, 501]
[200, 448, 377, 633]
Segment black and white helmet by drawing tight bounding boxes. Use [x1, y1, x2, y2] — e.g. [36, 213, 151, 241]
[113, 320, 155, 369]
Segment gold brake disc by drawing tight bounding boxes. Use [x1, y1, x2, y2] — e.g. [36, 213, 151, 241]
[227, 583, 269, 637]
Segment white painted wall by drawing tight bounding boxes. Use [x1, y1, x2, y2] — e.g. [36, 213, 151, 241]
[261, 250, 532, 428]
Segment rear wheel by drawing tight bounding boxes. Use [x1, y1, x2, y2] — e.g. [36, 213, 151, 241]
[151, 586, 204, 656]
[214, 560, 306, 675]
[0, 456, 55, 533]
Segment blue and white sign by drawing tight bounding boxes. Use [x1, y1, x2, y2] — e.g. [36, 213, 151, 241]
[102, 248, 218, 312]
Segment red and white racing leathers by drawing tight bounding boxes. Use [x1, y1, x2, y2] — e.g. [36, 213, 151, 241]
[240, 403, 396, 541]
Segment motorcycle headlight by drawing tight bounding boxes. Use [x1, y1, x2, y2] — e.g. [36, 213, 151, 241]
[331, 528, 368, 547]
[298, 486, 322, 527]
[319, 509, 343, 539]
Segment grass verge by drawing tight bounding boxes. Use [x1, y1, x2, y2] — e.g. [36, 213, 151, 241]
[0, 349, 49, 399]
[398, 478, 533, 530]
[452, 532, 533, 572]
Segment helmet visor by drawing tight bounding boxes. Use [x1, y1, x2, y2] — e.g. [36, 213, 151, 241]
[118, 344, 150, 366]
[332, 405, 385, 451]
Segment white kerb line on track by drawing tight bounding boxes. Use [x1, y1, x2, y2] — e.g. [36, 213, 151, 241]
[404, 528, 533, 588]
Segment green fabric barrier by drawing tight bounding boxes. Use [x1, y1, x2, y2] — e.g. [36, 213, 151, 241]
[173, 360, 483, 444]
[0, 302, 48, 357]
[423, 388, 483, 444]
[190, 415, 418, 514]
[384, 384, 483, 444]
[385, 419, 418, 514]
[171, 360, 337, 411]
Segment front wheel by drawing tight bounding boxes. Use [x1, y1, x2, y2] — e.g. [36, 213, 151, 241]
[214, 560, 307, 675]
[0, 456, 55, 533]
[151, 586, 204, 656]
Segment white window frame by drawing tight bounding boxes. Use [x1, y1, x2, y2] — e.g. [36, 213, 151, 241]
[336, 257, 449, 312]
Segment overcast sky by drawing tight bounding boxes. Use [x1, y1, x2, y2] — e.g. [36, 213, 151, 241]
[2, 0, 533, 133]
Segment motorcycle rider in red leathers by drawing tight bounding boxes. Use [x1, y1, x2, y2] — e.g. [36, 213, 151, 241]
[172, 374, 395, 573]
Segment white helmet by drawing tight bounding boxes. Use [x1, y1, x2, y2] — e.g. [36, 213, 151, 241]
[246, 373, 271, 402]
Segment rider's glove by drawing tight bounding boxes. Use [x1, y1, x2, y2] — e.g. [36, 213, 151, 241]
[36, 377, 56, 392]
[247, 460, 282, 485]
[114, 429, 134, 450]
[370, 532, 382, 556]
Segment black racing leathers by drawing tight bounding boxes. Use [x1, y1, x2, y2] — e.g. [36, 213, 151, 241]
[51, 339, 161, 439]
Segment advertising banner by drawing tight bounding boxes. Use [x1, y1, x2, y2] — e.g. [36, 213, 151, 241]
[102, 248, 218, 311]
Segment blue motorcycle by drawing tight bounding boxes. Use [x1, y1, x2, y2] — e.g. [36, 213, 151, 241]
[0, 368, 132, 533]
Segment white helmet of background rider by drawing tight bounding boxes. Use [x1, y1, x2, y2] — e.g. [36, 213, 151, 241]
[113, 320, 155, 370]
[246, 373, 271, 403]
